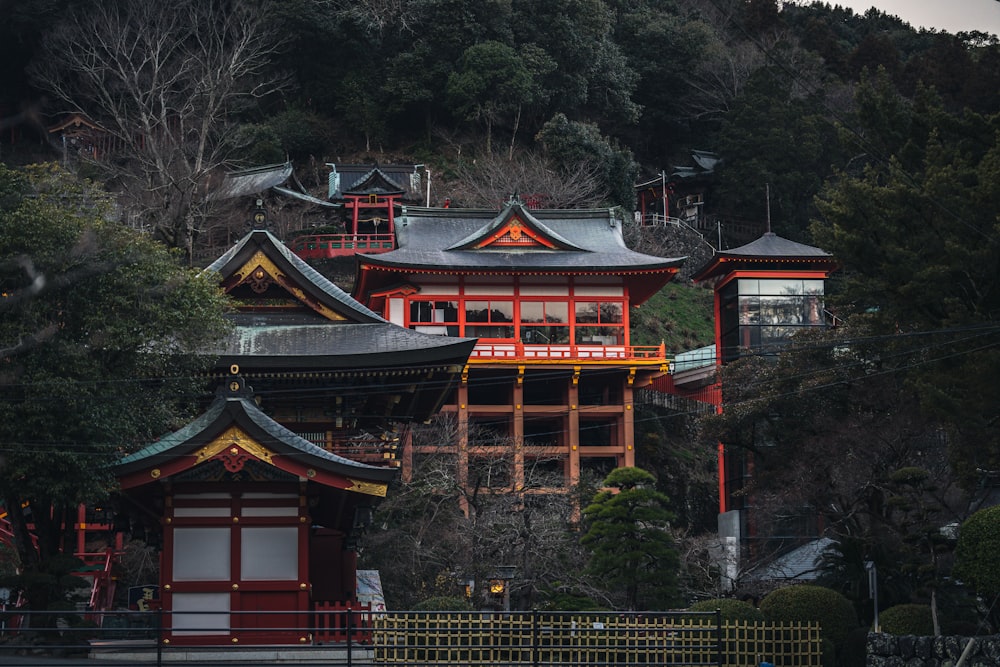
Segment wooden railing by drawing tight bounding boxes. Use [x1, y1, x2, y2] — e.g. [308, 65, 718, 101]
[289, 233, 396, 259]
[314, 601, 373, 644]
[469, 342, 667, 362]
[373, 612, 823, 667]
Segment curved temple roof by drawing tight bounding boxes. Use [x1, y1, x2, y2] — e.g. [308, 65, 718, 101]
[354, 201, 686, 304]
[116, 380, 398, 492]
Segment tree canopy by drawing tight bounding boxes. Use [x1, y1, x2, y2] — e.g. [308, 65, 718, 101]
[0, 163, 230, 609]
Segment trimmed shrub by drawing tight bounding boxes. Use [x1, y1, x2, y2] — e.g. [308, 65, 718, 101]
[954, 505, 1000, 599]
[412, 595, 473, 611]
[879, 604, 934, 636]
[759, 585, 858, 646]
[689, 598, 764, 622]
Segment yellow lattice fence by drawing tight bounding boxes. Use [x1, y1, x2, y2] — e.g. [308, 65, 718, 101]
[722, 621, 823, 667]
[372, 611, 821, 666]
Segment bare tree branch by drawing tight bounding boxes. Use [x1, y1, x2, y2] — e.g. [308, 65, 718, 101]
[448, 149, 608, 209]
[29, 0, 291, 261]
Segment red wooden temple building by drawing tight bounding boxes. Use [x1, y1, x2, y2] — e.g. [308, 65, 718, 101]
[352, 198, 685, 497]
[110, 208, 474, 645]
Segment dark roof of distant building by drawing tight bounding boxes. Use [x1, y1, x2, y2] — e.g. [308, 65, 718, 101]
[691, 232, 837, 282]
[210, 162, 338, 207]
[328, 163, 424, 200]
[341, 166, 407, 197]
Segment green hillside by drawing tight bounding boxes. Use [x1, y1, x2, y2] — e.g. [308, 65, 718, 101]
[630, 281, 714, 354]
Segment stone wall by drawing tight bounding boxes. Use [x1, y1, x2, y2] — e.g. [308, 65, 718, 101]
[867, 632, 1000, 666]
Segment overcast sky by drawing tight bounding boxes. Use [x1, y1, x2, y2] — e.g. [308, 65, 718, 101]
[805, 0, 1000, 36]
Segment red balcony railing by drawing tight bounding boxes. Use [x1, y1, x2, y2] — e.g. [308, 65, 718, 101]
[289, 233, 396, 259]
[469, 342, 666, 361]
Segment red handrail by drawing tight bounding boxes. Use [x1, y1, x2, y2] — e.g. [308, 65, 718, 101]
[290, 233, 395, 259]
[468, 342, 667, 361]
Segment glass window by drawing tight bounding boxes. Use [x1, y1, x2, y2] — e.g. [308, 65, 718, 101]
[758, 279, 804, 296]
[521, 301, 544, 323]
[467, 324, 515, 339]
[803, 279, 824, 295]
[738, 297, 760, 324]
[465, 300, 513, 323]
[410, 300, 459, 324]
[520, 301, 568, 324]
[575, 301, 623, 324]
[409, 300, 460, 336]
[520, 325, 569, 344]
[575, 326, 624, 345]
[465, 300, 514, 339]
[520, 301, 569, 344]
[410, 301, 433, 323]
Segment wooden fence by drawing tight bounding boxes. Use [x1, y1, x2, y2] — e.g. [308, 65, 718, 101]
[371, 611, 822, 667]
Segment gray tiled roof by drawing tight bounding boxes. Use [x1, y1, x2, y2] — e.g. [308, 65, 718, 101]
[205, 229, 386, 323]
[209, 162, 294, 200]
[203, 228, 476, 365]
[751, 537, 835, 582]
[341, 166, 406, 196]
[209, 323, 476, 366]
[329, 164, 422, 200]
[720, 232, 832, 259]
[691, 232, 837, 282]
[363, 204, 685, 273]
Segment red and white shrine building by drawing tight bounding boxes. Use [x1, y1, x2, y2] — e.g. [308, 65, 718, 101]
[352, 199, 685, 496]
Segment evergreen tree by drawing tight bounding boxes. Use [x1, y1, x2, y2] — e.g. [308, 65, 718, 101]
[0, 163, 230, 611]
[581, 467, 680, 610]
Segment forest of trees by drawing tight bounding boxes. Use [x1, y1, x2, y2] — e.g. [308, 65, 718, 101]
[0, 0, 999, 638]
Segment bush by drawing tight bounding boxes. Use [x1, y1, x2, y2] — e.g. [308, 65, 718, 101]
[954, 505, 1000, 599]
[688, 598, 764, 622]
[759, 585, 858, 646]
[539, 589, 608, 611]
[879, 604, 934, 635]
[412, 595, 473, 611]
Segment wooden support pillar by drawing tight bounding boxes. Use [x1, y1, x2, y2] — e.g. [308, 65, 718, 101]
[513, 366, 525, 491]
[568, 366, 581, 486]
[623, 368, 636, 467]
[401, 429, 414, 483]
[457, 375, 470, 516]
